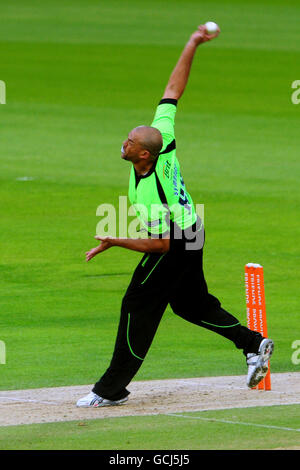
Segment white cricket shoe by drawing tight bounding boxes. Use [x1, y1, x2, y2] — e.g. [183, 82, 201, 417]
[76, 391, 128, 408]
[246, 338, 274, 388]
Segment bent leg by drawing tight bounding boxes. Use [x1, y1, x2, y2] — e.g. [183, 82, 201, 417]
[93, 253, 171, 400]
[169, 250, 263, 355]
[171, 293, 262, 355]
[93, 292, 167, 400]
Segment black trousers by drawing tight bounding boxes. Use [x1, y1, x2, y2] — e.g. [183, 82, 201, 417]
[93, 247, 262, 400]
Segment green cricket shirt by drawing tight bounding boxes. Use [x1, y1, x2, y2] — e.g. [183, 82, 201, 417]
[128, 98, 198, 243]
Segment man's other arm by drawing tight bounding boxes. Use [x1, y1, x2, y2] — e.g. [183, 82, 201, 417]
[86, 236, 170, 261]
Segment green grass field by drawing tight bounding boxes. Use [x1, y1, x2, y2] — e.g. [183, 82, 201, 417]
[0, 0, 300, 450]
[1, 405, 300, 450]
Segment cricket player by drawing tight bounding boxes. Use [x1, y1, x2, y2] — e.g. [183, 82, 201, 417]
[77, 25, 274, 408]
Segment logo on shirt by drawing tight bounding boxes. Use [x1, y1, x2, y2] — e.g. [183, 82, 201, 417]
[163, 160, 171, 179]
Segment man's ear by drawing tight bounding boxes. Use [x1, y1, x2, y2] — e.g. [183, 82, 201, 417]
[139, 149, 151, 160]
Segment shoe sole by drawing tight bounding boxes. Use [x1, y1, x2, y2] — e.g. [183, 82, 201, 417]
[248, 365, 269, 388]
[248, 339, 274, 388]
[259, 338, 274, 363]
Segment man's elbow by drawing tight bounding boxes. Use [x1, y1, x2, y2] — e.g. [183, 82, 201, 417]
[159, 238, 170, 253]
[162, 86, 180, 101]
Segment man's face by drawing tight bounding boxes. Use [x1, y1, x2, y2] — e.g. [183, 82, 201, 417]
[121, 129, 144, 163]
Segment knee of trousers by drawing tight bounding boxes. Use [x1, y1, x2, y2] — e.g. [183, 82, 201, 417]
[200, 293, 222, 314]
[121, 289, 145, 312]
[117, 305, 148, 362]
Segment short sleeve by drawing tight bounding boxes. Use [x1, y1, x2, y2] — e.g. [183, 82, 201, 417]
[150, 99, 177, 150]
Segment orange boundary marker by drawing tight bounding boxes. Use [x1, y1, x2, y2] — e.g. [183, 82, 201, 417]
[245, 263, 271, 390]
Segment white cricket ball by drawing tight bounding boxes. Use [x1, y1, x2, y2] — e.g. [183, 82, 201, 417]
[205, 21, 219, 34]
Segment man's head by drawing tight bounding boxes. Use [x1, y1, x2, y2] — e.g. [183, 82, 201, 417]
[121, 126, 163, 164]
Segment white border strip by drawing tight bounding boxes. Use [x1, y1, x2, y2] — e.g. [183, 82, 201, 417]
[0, 397, 58, 405]
[167, 413, 300, 433]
